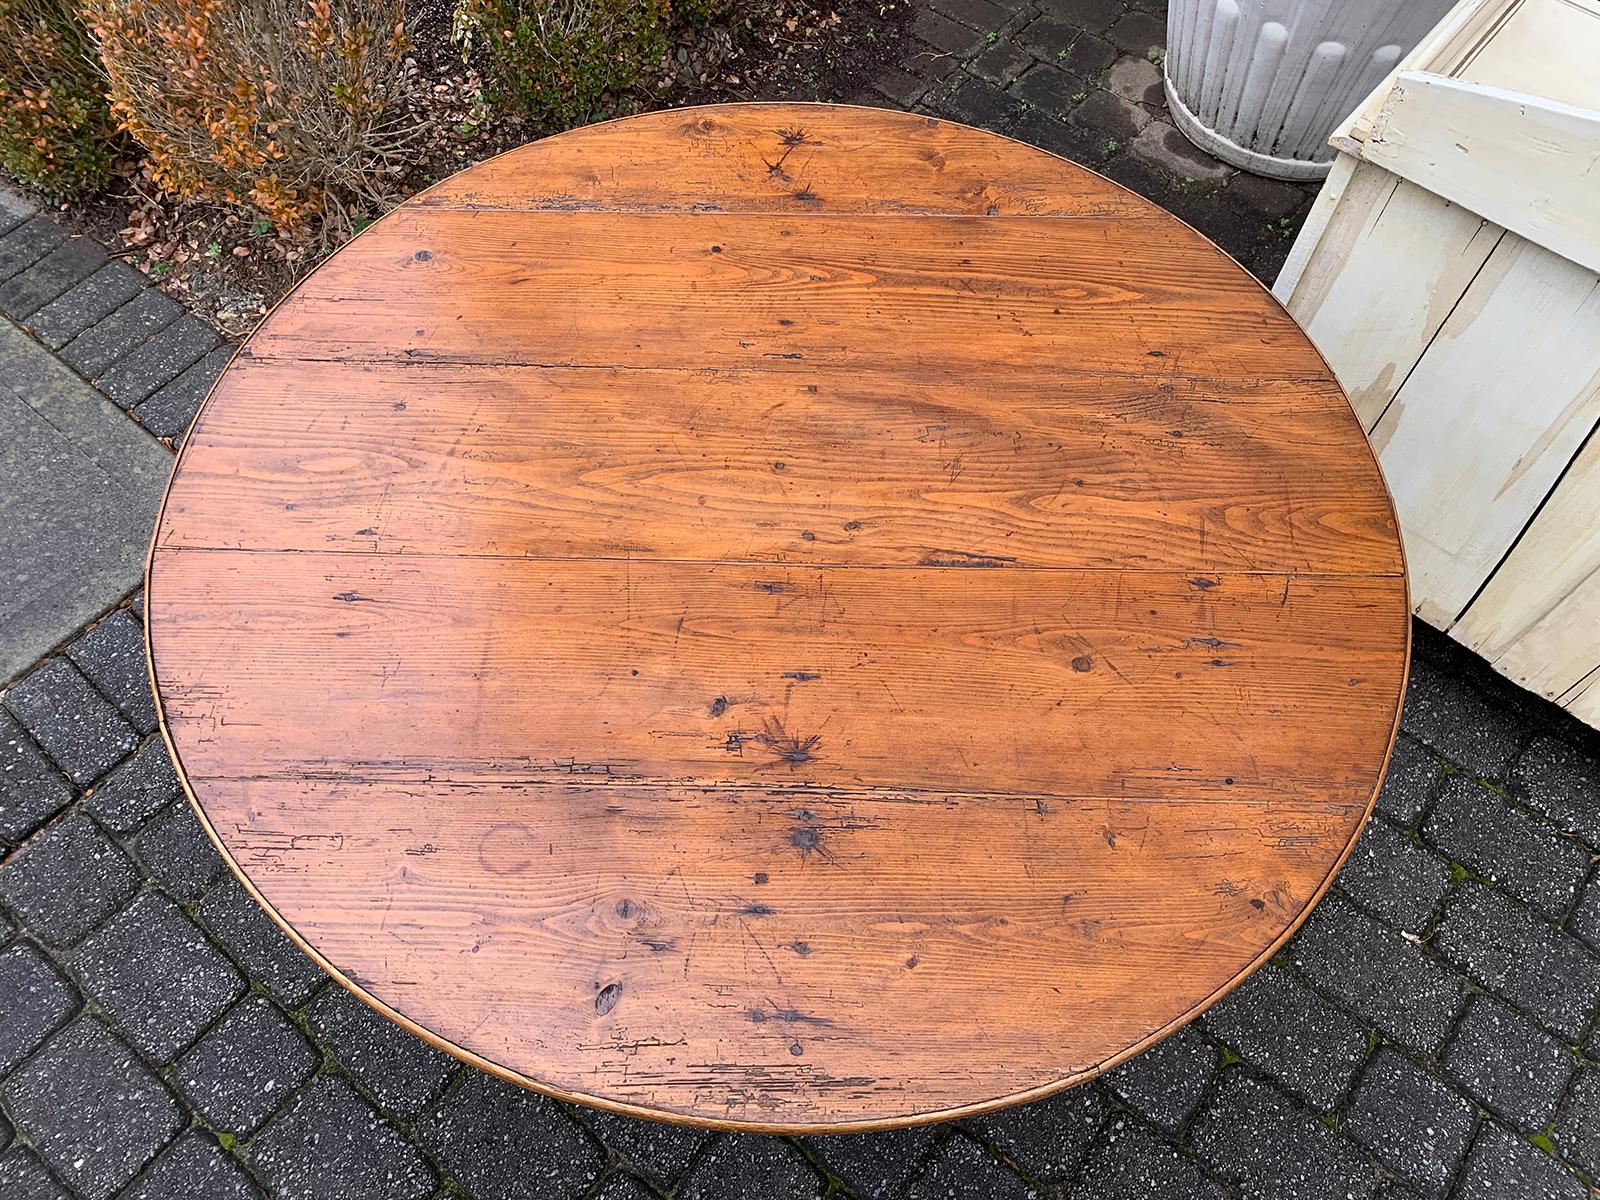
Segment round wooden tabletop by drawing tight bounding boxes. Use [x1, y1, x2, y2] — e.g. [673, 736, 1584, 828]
[147, 102, 1409, 1133]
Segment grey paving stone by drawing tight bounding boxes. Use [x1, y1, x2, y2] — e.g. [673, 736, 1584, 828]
[871, 65, 932, 107]
[0, 810, 138, 948]
[130, 798, 225, 902]
[24, 261, 146, 350]
[902, 39, 957, 81]
[0, 319, 172, 682]
[1, 1018, 184, 1200]
[907, 1133, 1031, 1200]
[924, 71, 1023, 130]
[135, 343, 232, 442]
[1570, 874, 1600, 954]
[0, 215, 65, 282]
[1107, 11, 1165, 55]
[1016, 16, 1080, 61]
[0, 1148, 71, 1200]
[1102, 1024, 1219, 1133]
[1011, 106, 1113, 165]
[1201, 962, 1367, 1109]
[1345, 1049, 1476, 1197]
[0, 237, 107, 320]
[250, 1077, 434, 1200]
[0, 940, 79, 1073]
[1067, 88, 1152, 143]
[1336, 817, 1453, 931]
[1069, 1118, 1227, 1200]
[802, 1125, 937, 1199]
[4, 659, 138, 786]
[1442, 997, 1573, 1131]
[1456, 1123, 1588, 1200]
[930, 0, 1010, 30]
[0, 712, 72, 843]
[1376, 736, 1444, 826]
[1059, 32, 1117, 80]
[306, 984, 455, 1120]
[70, 890, 245, 1061]
[1553, 1066, 1600, 1178]
[913, 7, 985, 56]
[0, 185, 38, 236]
[174, 994, 319, 1136]
[1434, 881, 1600, 1041]
[1105, 54, 1163, 106]
[66, 609, 157, 734]
[1037, 0, 1124, 26]
[94, 314, 217, 409]
[1129, 119, 1234, 182]
[674, 1135, 824, 1199]
[85, 737, 181, 834]
[964, 1080, 1104, 1184]
[414, 1070, 602, 1200]
[970, 39, 1035, 86]
[1423, 776, 1589, 919]
[59, 288, 183, 379]
[1189, 1072, 1380, 1200]
[593, 1174, 656, 1200]
[120, 1130, 263, 1200]
[1227, 170, 1313, 220]
[1401, 657, 1524, 778]
[1009, 64, 1088, 115]
[1290, 893, 1463, 1054]
[1512, 735, 1600, 847]
[198, 874, 324, 1006]
[570, 1107, 706, 1191]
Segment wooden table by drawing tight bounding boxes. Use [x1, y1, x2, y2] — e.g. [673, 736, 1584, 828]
[147, 103, 1409, 1133]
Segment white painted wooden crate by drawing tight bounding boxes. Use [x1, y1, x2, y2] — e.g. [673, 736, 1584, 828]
[1274, 0, 1600, 727]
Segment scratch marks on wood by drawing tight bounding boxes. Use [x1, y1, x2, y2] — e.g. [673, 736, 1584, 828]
[752, 717, 821, 768]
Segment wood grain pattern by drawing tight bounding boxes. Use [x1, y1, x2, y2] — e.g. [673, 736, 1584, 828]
[146, 103, 1409, 1132]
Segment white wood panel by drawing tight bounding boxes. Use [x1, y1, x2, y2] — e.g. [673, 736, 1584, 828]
[1449, 0, 1600, 110]
[1485, 567, 1600, 701]
[1369, 234, 1600, 626]
[1563, 670, 1600, 725]
[1362, 72, 1600, 276]
[1273, 154, 1357, 302]
[1454, 427, 1600, 658]
[1278, 159, 1502, 429]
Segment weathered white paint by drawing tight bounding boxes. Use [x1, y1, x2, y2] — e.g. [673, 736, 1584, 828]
[1367, 235, 1600, 627]
[1565, 672, 1600, 725]
[1280, 0, 1600, 727]
[1362, 73, 1600, 277]
[1278, 159, 1502, 429]
[1487, 567, 1600, 702]
[1455, 426, 1600, 662]
[1165, 0, 1455, 178]
[1446, 0, 1600, 108]
[1272, 153, 1356, 301]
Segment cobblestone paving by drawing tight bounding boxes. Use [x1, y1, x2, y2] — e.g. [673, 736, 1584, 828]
[4, 1, 1600, 1195]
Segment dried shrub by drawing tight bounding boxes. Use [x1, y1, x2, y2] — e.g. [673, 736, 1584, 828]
[0, 0, 121, 197]
[81, 0, 419, 235]
[452, 0, 736, 126]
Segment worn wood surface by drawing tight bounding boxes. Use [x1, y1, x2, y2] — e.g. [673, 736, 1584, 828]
[147, 103, 1409, 1132]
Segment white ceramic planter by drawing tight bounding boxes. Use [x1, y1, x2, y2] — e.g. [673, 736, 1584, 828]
[1164, 0, 1454, 179]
